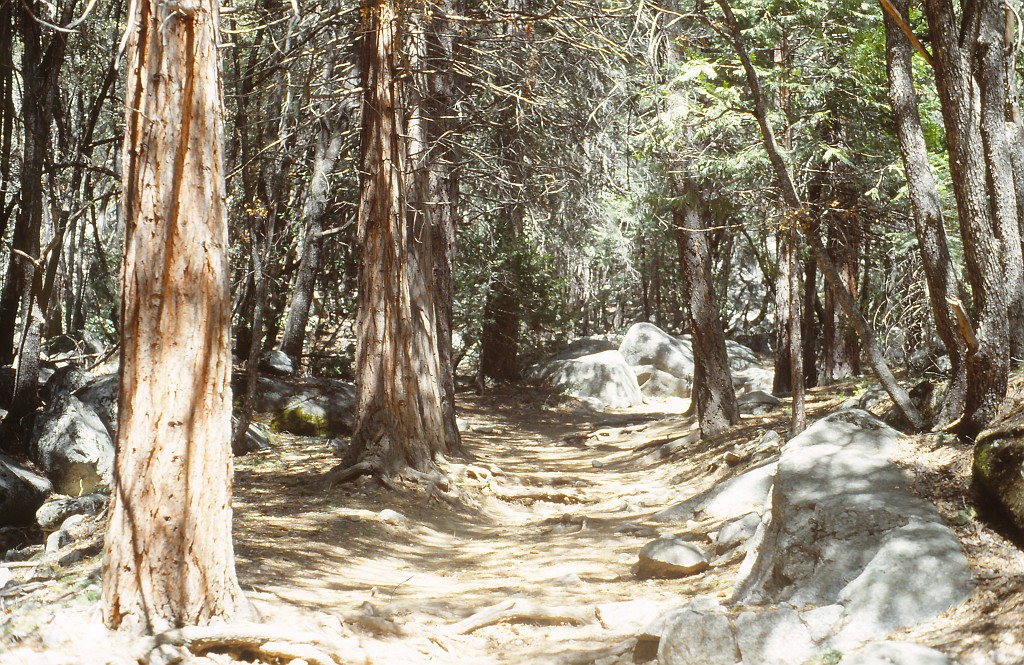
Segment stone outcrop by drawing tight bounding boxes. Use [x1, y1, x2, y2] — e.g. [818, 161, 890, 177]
[648, 410, 973, 664]
[526, 350, 643, 409]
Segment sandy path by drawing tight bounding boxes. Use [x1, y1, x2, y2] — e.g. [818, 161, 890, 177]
[231, 390, 759, 663]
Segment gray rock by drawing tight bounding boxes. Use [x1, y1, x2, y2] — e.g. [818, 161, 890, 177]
[41, 365, 90, 405]
[238, 420, 272, 454]
[619, 323, 695, 382]
[843, 641, 953, 665]
[733, 367, 775, 394]
[526, 350, 643, 409]
[654, 462, 776, 523]
[456, 418, 470, 432]
[799, 604, 846, 643]
[597, 599, 661, 633]
[553, 335, 622, 361]
[732, 410, 972, 647]
[73, 374, 118, 436]
[635, 365, 691, 399]
[249, 375, 356, 435]
[756, 430, 782, 452]
[715, 512, 761, 555]
[657, 606, 739, 665]
[36, 492, 107, 530]
[737, 390, 783, 415]
[259, 349, 294, 376]
[734, 608, 816, 665]
[29, 393, 114, 496]
[857, 386, 887, 411]
[637, 536, 708, 578]
[0, 452, 53, 526]
[45, 528, 71, 553]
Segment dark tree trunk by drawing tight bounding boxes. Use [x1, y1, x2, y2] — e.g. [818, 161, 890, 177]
[278, 120, 344, 363]
[883, 0, 968, 428]
[923, 0, 1009, 436]
[772, 233, 792, 396]
[789, 231, 806, 435]
[480, 274, 521, 382]
[821, 216, 861, 384]
[801, 254, 818, 388]
[0, 3, 73, 444]
[672, 171, 739, 438]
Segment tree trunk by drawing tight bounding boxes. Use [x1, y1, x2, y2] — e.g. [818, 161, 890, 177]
[976, 0, 1024, 360]
[789, 230, 806, 435]
[717, 0, 924, 430]
[772, 232, 792, 396]
[423, 0, 464, 453]
[820, 216, 861, 384]
[103, 0, 245, 630]
[923, 0, 1009, 436]
[331, 0, 447, 481]
[883, 0, 968, 428]
[277, 120, 344, 363]
[0, 2, 73, 443]
[672, 171, 739, 438]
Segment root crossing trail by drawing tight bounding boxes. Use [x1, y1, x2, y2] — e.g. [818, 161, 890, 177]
[233, 388, 775, 664]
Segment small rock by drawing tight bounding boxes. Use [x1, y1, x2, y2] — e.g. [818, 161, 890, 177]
[326, 438, 347, 456]
[259, 349, 294, 376]
[737, 391, 783, 416]
[551, 573, 585, 588]
[377, 509, 408, 525]
[614, 522, 659, 537]
[472, 424, 495, 434]
[59, 513, 87, 532]
[36, 492, 108, 531]
[757, 430, 781, 451]
[657, 605, 738, 665]
[592, 459, 604, 469]
[715, 512, 761, 555]
[637, 536, 708, 578]
[597, 599, 661, 633]
[724, 450, 750, 466]
[456, 418, 470, 432]
[734, 608, 816, 665]
[799, 604, 845, 643]
[45, 529, 72, 553]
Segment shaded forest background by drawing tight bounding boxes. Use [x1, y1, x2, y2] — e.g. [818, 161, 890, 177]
[0, 0, 960, 417]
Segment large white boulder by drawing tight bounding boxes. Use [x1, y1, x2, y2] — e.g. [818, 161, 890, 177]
[619, 323, 695, 380]
[733, 409, 973, 647]
[526, 350, 642, 409]
[29, 393, 113, 497]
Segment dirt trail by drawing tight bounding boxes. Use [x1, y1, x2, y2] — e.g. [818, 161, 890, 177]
[232, 388, 771, 664]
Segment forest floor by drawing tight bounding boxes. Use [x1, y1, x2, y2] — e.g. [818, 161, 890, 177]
[2, 382, 1024, 664]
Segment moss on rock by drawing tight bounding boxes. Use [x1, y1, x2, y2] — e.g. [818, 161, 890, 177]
[271, 399, 330, 437]
[974, 428, 1024, 532]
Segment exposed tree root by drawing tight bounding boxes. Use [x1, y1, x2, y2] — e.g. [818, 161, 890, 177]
[147, 622, 366, 665]
[487, 481, 585, 504]
[449, 598, 596, 634]
[323, 460, 377, 488]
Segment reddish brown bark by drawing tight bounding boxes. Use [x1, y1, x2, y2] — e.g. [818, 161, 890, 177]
[103, 0, 245, 630]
